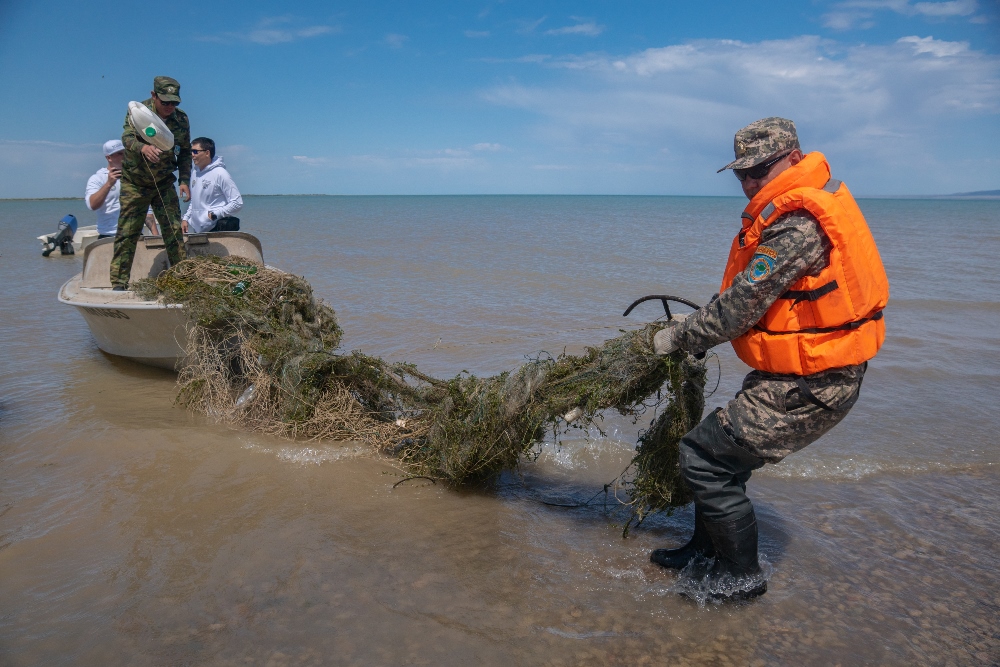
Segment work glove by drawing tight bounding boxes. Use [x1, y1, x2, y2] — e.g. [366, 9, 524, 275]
[653, 314, 688, 356]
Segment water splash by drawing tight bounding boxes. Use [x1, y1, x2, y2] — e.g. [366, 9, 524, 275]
[669, 556, 774, 608]
[241, 440, 366, 465]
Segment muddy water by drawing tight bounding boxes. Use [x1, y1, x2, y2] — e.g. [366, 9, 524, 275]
[2, 196, 998, 666]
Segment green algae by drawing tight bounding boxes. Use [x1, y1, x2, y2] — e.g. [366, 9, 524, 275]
[135, 255, 707, 531]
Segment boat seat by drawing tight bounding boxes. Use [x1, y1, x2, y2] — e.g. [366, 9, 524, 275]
[80, 233, 265, 288]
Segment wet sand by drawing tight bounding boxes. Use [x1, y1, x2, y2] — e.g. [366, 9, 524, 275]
[2, 196, 998, 666]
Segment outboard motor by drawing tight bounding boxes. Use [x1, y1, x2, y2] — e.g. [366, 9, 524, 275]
[42, 214, 78, 257]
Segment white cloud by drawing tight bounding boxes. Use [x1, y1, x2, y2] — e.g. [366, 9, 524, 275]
[897, 35, 969, 56]
[218, 144, 253, 158]
[352, 154, 478, 169]
[545, 20, 605, 37]
[532, 164, 575, 170]
[201, 17, 339, 45]
[912, 0, 977, 16]
[464, 30, 490, 38]
[291, 149, 484, 171]
[292, 155, 330, 166]
[512, 35, 999, 114]
[0, 140, 103, 198]
[247, 25, 335, 44]
[823, 0, 978, 29]
[822, 12, 871, 29]
[480, 35, 1000, 190]
[472, 143, 504, 151]
[480, 54, 551, 64]
[1, 139, 98, 150]
[384, 33, 409, 49]
[517, 16, 547, 34]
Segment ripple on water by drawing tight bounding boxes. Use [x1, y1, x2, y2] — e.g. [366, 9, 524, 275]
[240, 439, 367, 465]
[762, 456, 996, 481]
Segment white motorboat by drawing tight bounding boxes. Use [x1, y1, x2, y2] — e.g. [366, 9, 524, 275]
[38, 224, 100, 255]
[58, 232, 264, 370]
[40, 218, 162, 256]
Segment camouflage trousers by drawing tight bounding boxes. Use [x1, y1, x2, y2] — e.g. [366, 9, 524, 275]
[679, 363, 866, 522]
[110, 178, 185, 288]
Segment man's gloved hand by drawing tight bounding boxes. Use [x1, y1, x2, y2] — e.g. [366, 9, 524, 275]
[653, 314, 687, 356]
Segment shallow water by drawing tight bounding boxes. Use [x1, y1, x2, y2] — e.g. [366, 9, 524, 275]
[2, 196, 999, 666]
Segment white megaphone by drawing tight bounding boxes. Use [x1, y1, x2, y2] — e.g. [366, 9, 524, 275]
[127, 101, 174, 152]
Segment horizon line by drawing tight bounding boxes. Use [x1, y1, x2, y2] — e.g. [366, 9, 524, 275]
[2, 191, 998, 201]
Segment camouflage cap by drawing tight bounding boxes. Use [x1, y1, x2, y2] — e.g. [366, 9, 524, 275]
[153, 76, 181, 103]
[717, 117, 799, 173]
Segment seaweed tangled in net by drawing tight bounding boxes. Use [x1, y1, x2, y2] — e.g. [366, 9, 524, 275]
[134, 255, 707, 529]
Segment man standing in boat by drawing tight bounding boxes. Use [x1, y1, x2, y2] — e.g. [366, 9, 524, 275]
[650, 118, 889, 601]
[109, 76, 191, 290]
[182, 137, 244, 234]
[85, 140, 125, 240]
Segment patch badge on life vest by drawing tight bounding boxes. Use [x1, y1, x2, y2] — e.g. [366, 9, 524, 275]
[747, 253, 776, 283]
[756, 245, 778, 260]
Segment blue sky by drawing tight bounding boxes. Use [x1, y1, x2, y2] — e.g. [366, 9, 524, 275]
[1, 0, 998, 196]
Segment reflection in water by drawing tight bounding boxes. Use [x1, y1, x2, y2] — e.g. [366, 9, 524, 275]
[1, 197, 998, 665]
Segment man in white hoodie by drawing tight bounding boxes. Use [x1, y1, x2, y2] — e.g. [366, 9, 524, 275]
[182, 137, 243, 233]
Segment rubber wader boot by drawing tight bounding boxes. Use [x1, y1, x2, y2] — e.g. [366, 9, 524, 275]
[650, 506, 715, 569]
[702, 509, 767, 602]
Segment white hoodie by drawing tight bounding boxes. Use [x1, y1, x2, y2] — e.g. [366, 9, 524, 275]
[183, 156, 243, 233]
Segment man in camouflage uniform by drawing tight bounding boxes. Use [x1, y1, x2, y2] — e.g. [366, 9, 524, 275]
[649, 118, 872, 601]
[110, 76, 191, 290]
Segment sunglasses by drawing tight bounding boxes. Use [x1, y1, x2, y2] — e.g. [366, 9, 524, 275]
[191, 149, 207, 154]
[734, 151, 791, 182]
[159, 99, 180, 107]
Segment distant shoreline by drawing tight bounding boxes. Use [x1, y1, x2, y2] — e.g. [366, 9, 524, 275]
[2, 192, 998, 201]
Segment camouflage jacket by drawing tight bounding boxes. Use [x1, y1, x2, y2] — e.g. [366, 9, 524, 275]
[673, 212, 831, 356]
[121, 98, 191, 187]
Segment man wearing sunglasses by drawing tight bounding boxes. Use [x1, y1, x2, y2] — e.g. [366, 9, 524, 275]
[109, 75, 192, 290]
[649, 118, 889, 602]
[182, 137, 243, 234]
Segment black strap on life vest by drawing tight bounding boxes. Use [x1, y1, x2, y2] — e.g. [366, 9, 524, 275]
[780, 280, 840, 305]
[753, 309, 883, 336]
[794, 360, 867, 412]
[795, 376, 836, 411]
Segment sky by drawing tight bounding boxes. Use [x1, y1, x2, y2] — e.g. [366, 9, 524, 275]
[1, 0, 998, 197]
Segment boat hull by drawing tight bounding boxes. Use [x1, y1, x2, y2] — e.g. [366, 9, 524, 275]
[58, 232, 265, 371]
[59, 279, 189, 369]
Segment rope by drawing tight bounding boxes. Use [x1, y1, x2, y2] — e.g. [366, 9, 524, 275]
[392, 475, 437, 489]
[142, 153, 171, 241]
[704, 351, 722, 398]
[537, 461, 633, 509]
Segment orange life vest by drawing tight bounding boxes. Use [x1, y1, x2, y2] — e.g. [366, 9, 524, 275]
[720, 152, 889, 375]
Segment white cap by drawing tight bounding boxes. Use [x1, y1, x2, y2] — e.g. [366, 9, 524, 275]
[103, 139, 125, 156]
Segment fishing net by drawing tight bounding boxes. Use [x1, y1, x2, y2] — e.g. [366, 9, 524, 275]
[134, 255, 707, 530]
